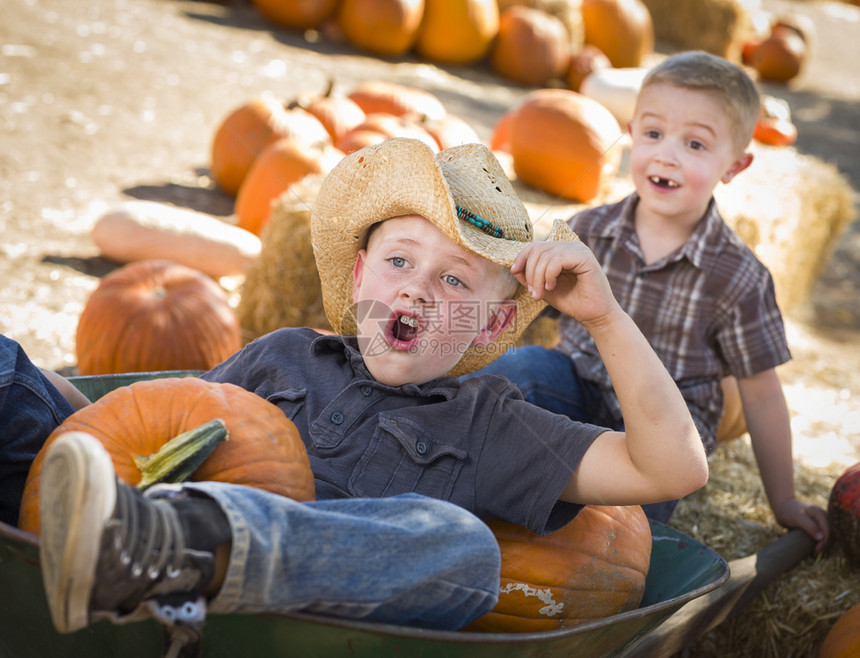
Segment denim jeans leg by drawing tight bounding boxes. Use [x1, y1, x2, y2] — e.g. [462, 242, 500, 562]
[179, 484, 500, 630]
[0, 336, 75, 526]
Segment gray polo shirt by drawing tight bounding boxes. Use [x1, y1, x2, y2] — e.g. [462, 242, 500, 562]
[203, 328, 605, 535]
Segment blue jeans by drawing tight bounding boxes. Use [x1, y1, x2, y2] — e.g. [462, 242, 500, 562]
[464, 345, 679, 523]
[0, 336, 74, 526]
[171, 485, 500, 630]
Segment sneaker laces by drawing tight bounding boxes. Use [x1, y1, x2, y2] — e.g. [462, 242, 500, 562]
[112, 482, 187, 583]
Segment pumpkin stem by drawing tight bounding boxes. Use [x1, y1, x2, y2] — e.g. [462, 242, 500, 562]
[134, 418, 229, 491]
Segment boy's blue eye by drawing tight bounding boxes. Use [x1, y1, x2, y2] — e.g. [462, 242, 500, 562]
[391, 257, 406, 268]
[444, 274, 462, 287]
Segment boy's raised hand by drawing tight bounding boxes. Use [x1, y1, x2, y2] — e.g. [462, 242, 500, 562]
[511, 241, 619, 326]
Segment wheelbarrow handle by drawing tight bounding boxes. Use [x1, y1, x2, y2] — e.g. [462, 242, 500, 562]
[619, 529, 815, 657]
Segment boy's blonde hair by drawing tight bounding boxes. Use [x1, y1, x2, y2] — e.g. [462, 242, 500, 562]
[639, 51, 760, 154]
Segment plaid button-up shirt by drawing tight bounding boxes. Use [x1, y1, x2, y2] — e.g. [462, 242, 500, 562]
[555, 193, 791, 453]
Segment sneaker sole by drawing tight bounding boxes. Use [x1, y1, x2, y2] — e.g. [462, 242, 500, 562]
[39, 431, 117, 634]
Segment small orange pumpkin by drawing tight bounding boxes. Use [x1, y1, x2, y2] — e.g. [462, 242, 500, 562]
[336, 113, 440, 153]
[565, 44, 612, 93]
[337, 0, 425, 57]
[414, 0, 499, 65]
[488, 109, 516, 152]
[581, 0, 653, 68]
[234, 138, 344, 236]
[301, 81, 368, 143]
[508, 88, 622, 202]
[347, 80, 447, 122]
[491, 6, 571, 87]
[419, 113, 481, 150]
[818, 602, 860, 658]
[19, 377, 316, 535]
[466, 505, 652, 632]
[252, 0, 340, 30]
[334, 128, 390, 155]
[210, 96, 332, 196]
[750, 30, 806, 83]
[75, 260, 242, 376]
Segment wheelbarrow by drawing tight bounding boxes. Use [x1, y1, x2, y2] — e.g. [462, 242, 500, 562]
[0, 372, 814, 657]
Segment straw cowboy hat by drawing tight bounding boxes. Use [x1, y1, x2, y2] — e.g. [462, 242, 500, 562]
[311, 137, 576, 376]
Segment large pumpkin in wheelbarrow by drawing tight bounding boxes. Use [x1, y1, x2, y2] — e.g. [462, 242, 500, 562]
[828, 462, 860, 567]
[19, 377, 315, 536]
[466, 505, 652, 632]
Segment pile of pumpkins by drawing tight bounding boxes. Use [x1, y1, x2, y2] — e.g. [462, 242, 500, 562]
[210, 78, 625, 239]
[251, 0, 656, 89]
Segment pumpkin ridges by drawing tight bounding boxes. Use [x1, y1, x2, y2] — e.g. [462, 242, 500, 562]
[19, 379, 315, 536]
[75, 260, 241, 376]
[414, 0, 499, 65]
[508, 88, 622, 202]
[465, 506, 651, 633]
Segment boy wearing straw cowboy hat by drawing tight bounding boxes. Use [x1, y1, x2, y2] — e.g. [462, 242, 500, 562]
[35, 138, 707, 637]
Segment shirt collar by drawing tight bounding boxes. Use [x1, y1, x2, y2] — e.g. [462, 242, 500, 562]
[601, 194, 728, 271]
[310, 333, 459, 399]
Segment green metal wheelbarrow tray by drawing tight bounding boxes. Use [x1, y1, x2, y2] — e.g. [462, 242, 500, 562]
[0, 372, 815, 657]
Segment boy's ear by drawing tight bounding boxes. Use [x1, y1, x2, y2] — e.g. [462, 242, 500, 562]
[472, 300, 518, 348]
[721, 152, 754, 184]
[352, 249, 367, 305]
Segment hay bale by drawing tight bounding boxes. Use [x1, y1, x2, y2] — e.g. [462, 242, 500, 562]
[236, 175, 331, 343]
[716, 143, 857, 313]
[640, 0, 757, 62]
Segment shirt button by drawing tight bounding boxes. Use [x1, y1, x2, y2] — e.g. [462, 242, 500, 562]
[330, 412, 344, 425]
[361, 385, 372, 397]
[638, 271, 648, 280]
[416, 441, 428, 455]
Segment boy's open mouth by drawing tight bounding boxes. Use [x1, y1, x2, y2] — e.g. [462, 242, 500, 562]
[388, 313, 420, 347]
[649, 175, 679, 189]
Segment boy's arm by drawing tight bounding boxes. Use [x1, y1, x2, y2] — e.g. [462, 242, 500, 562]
[40, 368, 91, 411]
[511, 242, 708, 507]
[738, 369, 829, 554]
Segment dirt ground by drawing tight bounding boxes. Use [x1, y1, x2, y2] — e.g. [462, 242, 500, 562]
[1, 0, 860, 654]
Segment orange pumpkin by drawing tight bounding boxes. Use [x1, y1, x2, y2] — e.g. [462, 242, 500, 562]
[301, 81, 368, 143]
[566, 44, 612, 93]
[337, 0, 425, 57]
[508, 88, 622, 202]
[347, 80, 446, 122]
[414, 0, 499, 65]
[75, 260, 242, 376]
[235, 138, 344, 236]
[252, 0, 340, 30]
[581, 0, 653, 68]
[334, 128, 390, 155]
[466, 505, 652, 632]
[336, 113, 440, 153]
[489, 109, 516, 152]
[819, 602, 860, 658]
[210, 96, 331, 196]
[419, 113, 481, 150]
[750, 30, 806, 83]
[491, 6, 571, 87]
[18, 377, 316, 536]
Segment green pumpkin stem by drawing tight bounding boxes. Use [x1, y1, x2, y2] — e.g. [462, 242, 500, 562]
[134, 418, 229, 491]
